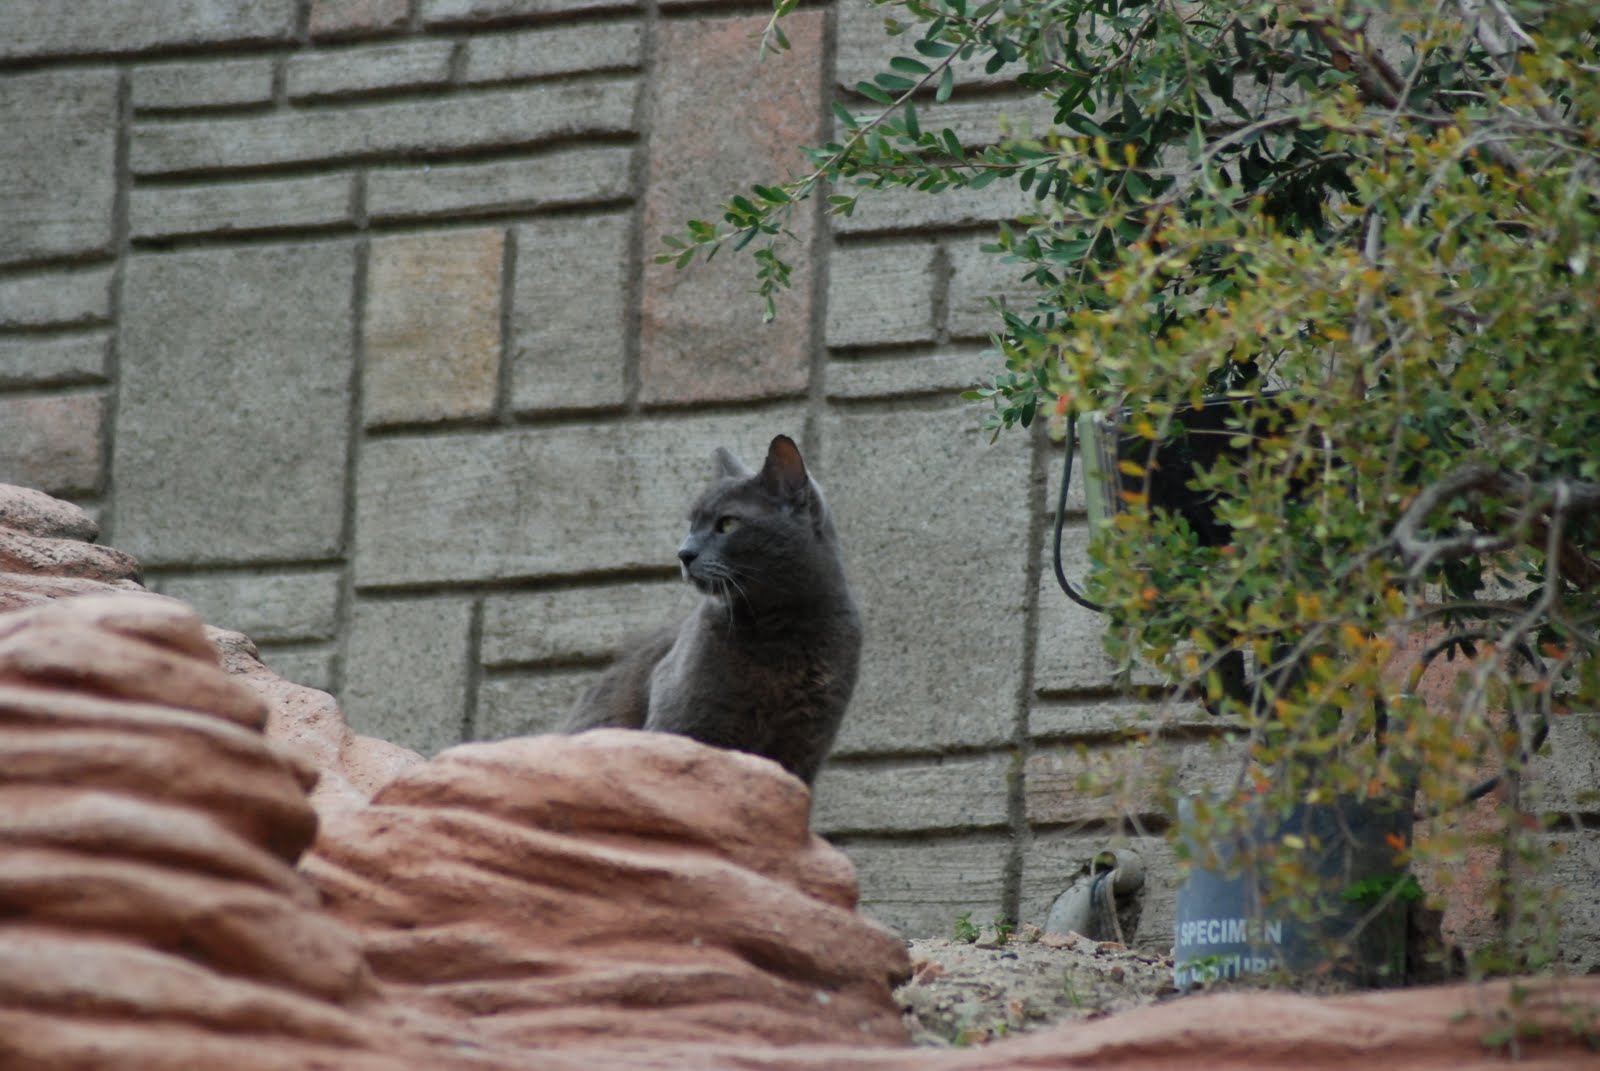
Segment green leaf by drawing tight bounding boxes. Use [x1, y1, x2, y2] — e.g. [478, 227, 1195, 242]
[914, 38, 954, 58]
[856, 80, 894, 105]
[890, 56, 932, 76]
[826, 194, 858, 217]
[936, 66, 954, 103]
[874, 72, 918, 93]
[904, 100, 921, 139]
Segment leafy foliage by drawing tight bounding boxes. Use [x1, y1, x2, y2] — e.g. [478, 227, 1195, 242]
[669, 0, 1600, 973]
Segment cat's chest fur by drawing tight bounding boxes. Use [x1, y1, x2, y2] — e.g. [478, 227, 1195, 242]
[563, 434, 861, 786]
[647, 604, 860, 753]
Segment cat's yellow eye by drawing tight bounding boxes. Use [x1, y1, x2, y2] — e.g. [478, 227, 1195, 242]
[714, 516, 738, 534]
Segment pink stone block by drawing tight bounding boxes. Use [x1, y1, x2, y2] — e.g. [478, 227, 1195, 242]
[639, 13, 825, 405]
[0, 392, 104, 495]
[309, 0, 409, 37]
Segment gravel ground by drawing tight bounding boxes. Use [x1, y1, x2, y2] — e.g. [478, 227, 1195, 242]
[896, 926, 1179, 1047]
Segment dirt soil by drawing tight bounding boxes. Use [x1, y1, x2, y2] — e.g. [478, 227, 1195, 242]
[896, 927, 1179, 1047]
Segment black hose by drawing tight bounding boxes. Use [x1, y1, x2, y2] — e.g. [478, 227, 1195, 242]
[1054, 415, 1107, 613]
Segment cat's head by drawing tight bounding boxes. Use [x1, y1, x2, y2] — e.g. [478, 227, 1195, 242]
[675, 435, 843, 608]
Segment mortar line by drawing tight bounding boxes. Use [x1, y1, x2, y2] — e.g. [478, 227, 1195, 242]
[620, 0, 657, 413]
[332, 234, 370, 698]
[1002, 418, 1053, 925]
[801, 1, 840, 460]
[496, 222, 518, 421]
[930, 241, 953, 346]
[462, 596, 486, 742]
[99, 67, 134, 544]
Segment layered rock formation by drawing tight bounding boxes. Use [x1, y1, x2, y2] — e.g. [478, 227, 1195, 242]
[307, 730, 910, 1050]
[1, 481, 1596, 1071]
[0, 591, 401, 1069]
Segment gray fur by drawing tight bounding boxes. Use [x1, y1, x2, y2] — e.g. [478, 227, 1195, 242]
[564, 434, 861, 785]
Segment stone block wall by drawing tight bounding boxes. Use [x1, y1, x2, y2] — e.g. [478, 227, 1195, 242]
[2, 0, 1594, 961]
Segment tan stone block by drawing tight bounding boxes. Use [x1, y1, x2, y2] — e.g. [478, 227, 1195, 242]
[638, 13, 824, 404]
[364, 228, 504, 426]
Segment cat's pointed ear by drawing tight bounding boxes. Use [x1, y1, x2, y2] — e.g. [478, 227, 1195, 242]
[711, 447, 752, 480]
[758, 435, 809, 502]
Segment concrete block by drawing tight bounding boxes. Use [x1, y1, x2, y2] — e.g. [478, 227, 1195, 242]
[637, 13, 822, 405]
[367, 147, 633, 221]
[947, 238, 1042, 340]
[1024, 737, 1242, 826]
[133, 80, 638, 176]
[825, 346, 992, 402]
[831, 834, 1013, 938]
[1020, 829, 1180, 953]
[2, 0, 295, 60]
[825, 241, 938, 348]
[258, 647, 338, 693]
[1533, 826, 1600, 973]
[509, 212, 630, 414]
[310, 0, 410, 38]
[1034, 522, 1168, 694]
[480, 578, 693, 667]
[0, 392, 105, 496]
[811, 752, 1016, 836]
[423, 0, 637, 23]
[820, 402, 1035, 754]
[115, 243, 354, 564]
[464, 22, 643, 82]
[1526, 712, 1600, 814]
[0, 266, 114, 329]
[1030, 696, 1216, 743]
[364, 228, 504, 426]
[834, 0, 1012, 91]
[132, 59, 276, 111]
[476, 667, 596, 739]
[834, 94, 1058, 152]
[344, 594, 474, 755]
[130, 175, 355, 241]
[151, 568, 342, 644]
[0, 69, 118, 266]
[832, 181, 1032, 236]
[0, 333, 109, 389]
[287, 41, 456, 100]
[353, 411, 801, 586]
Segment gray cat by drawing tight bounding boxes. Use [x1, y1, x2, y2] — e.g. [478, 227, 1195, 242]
[563, 434, 861, 786]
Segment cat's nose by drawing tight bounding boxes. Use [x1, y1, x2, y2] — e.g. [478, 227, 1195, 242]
[677, 543, 698, 567]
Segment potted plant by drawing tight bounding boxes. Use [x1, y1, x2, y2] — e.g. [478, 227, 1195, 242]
[665, 0, 1600, 979]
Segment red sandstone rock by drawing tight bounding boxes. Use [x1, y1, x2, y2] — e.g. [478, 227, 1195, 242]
[0, 591, 397, 1071]
[0, 526, 142, 584]
[306, 730, 912, 1050]
[0, 484, 99, 542]
[210, 624, 423, 817]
